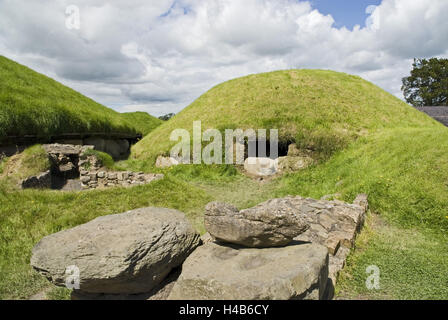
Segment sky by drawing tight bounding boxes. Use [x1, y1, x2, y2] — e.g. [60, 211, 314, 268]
[311, 0, 382, 29]
[0, 0, 447, 117]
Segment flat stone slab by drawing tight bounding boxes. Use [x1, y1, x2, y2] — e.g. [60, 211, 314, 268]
[43, 144, 93, 155]
[168, 242, 329, 300]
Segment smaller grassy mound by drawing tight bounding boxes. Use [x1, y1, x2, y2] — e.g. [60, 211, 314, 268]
[0, 56, 137, 141]
[121, 112, 163, 136]
[0, 145, 50, 187]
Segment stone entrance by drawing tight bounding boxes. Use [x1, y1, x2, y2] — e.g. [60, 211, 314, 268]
[20, 144, 164, 191]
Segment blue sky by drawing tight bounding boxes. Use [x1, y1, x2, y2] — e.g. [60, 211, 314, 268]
[310, 0, 382, 29]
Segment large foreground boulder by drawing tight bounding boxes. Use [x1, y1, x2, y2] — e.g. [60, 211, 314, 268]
[205, 199, 309, 247]
[30, 207, 200, 295]
[168, 242, 329, 300]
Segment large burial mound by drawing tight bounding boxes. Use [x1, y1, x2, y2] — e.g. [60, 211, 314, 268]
[132, 70, 439, 162]
[0, 56, 160, 144]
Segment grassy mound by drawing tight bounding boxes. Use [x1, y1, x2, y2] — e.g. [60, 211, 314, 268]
[120, 112, 163, 136]
[132, 70, 439, 162]
[0, 56, 138, 141]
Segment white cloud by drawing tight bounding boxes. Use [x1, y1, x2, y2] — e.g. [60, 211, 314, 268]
[0, 0, 447, 116]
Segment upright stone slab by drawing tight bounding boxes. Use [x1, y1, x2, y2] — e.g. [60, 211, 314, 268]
[31, 207, 200, 295]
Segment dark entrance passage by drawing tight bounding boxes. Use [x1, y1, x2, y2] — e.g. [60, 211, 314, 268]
[243, 139, 292, 160]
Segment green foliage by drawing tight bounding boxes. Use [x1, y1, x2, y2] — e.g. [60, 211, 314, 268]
[121, 112, 163, 136]
[132, 69, 436, 163]
[402, 58, 448, 106]
[158, 113, 176, 121]
[0, 56, 138, 141]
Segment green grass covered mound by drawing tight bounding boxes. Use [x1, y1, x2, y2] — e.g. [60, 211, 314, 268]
[132, 69, 440, 162]
[121, 112, 163, 136]
[0, 56, 138, 140]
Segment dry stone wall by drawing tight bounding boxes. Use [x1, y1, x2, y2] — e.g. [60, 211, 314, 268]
[21, 170, 52, 189]
[292, 194, 368, 288]
[19, 144, 164, 190]
[80, 170, 164, 190]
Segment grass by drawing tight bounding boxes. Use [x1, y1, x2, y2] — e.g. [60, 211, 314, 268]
[0, 56, 160, 140]
[0, 157, 8, 174]
[336, 214, 448, 300]
[132, 69, 438, 163]
[121, 112, 163, 136]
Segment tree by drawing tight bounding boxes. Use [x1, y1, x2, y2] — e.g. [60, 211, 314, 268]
[159, 113, 176, 121]
[402, 58, 448, 107]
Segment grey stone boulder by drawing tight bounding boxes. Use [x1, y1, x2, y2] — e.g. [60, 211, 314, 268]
[168, 242, 329, 300]
[204, 198, 309, 248]
[30, 207, 200, 295]
[277, 156, 314, 173]
[155, 156, 181, 168]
